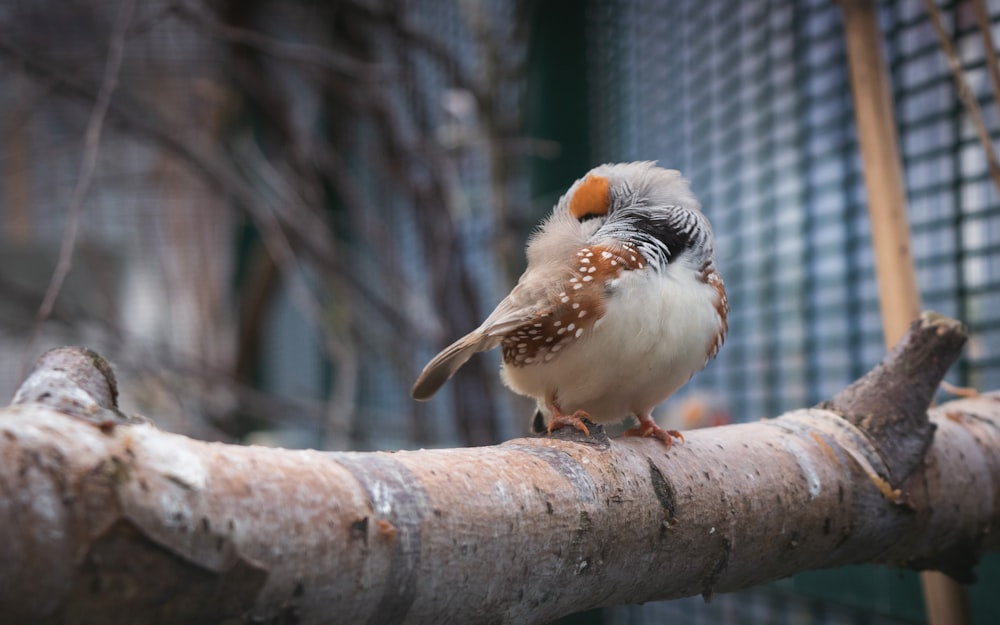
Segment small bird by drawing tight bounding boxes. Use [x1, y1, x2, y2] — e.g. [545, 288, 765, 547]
[412, 162, 728, 447]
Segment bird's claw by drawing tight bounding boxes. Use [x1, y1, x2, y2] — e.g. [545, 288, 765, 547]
[547, 410, 592, 437]
[622, 421, 684, 449]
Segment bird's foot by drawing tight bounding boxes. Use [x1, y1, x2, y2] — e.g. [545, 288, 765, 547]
[547, 410, 592, 437]
[622, 417, 684, 449]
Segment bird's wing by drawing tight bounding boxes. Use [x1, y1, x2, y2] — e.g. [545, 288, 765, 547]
[410, 281, 555, 401]
[478, 282, 554, 337]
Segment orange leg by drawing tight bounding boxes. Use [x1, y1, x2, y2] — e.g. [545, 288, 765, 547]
[622, 412, 684, 449]
[545, 399, 591, 437]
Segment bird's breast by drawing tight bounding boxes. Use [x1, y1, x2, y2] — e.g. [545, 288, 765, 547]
[501, 255, 725, 422]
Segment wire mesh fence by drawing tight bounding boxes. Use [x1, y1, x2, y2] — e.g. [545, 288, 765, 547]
[580, 0, 1000, 622]
[585, 0, 1000, 424]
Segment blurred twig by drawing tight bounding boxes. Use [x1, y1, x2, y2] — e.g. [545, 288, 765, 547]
[168, 0, 389, 80]
[972, 0, 1000, 147]
[926, 0, 1000, 200]
[32, 0, 134, 336]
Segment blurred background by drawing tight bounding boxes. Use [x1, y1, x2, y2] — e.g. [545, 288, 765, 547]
[1, 0, 999, 622]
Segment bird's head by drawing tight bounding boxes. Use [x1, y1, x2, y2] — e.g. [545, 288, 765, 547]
[529, 161, 714, 272]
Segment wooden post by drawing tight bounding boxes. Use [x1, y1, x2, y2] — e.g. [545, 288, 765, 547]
[840, 0, 920, 339]
[838, 1, 970, 624]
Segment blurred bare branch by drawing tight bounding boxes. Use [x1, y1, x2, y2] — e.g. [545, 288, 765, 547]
[167, 0, 389, 80]
[32, 0, 134, 337]
[0, 36, 410, 334]
[926, 0, 1000, 201]
[972, 0, 1000, 131]
[0, 0, 536, 448]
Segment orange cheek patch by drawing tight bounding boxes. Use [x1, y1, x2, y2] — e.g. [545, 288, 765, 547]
[569, 175, 610, 221]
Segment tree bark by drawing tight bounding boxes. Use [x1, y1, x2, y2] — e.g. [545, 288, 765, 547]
[2, 314, 998, 625]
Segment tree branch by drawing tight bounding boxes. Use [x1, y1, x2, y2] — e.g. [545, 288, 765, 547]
[2, 315, 997, 624]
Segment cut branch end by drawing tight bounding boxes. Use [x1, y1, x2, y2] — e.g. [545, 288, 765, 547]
[819, 311, 967, 483]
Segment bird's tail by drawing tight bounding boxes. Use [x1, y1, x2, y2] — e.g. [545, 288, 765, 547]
[411, 332, 496, 400]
